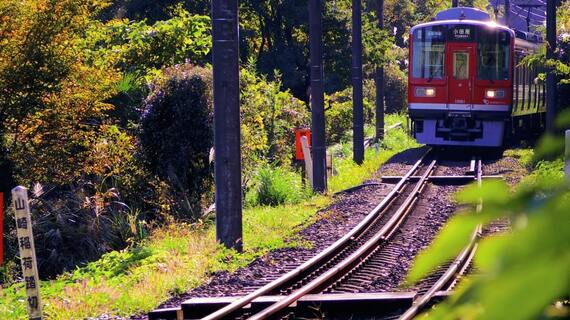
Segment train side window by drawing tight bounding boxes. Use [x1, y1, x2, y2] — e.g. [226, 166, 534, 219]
[521, 66, 527, 110]
[530, 67, 538, 110]
[527, 66, 532, 111]
[513, 55, 520, 111]
[453, 52, 469, 79]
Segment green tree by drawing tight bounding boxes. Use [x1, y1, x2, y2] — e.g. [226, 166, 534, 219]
[239, 0, 353, 100]
[0, 0, 119, 188]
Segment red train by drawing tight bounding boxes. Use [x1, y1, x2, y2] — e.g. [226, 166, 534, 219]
[408, 7, 544, 147]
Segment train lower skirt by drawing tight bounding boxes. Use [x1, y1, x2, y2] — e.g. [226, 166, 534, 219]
[412, 118, 505, 146]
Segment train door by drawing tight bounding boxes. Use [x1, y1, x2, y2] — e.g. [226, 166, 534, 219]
[447, 44, 475, 111]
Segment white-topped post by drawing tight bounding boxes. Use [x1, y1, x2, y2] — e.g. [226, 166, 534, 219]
[11, 186, 42, 320]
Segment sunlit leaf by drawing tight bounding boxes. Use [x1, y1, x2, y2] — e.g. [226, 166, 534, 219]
[555, 108, 570, 130]
[406, 214, 480, 284]
[533, 134, 565, 161]
[455, 179, 510, 205]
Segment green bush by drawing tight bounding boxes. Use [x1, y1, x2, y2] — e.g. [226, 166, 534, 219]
[247, 166, 309, 207]
[384, 63, 408, 113]
[325, 87, 375, 145]
[140, 64, 213, 219]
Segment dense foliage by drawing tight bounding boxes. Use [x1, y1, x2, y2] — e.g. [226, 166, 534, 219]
[240, 65, 309, 185]
[0, 0, 309, 277]
[140, 64, 214, 219]
[0, 0, 565, 300]
[83, 7, 211, 77]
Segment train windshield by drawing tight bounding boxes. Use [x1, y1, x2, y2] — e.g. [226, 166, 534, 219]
[412, 26, 446, 79]
[477, 30, 511, 80]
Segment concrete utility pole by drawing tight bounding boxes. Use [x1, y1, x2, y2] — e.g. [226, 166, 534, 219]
[375, 0, 385, 141]
[546, 0, 557, 133]
[309, 0, 327, 192]
[353, 0, 364, 165]
[212, 0, 243, 251]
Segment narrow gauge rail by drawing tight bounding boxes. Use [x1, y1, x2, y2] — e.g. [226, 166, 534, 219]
[396, 158, 484, 320]
[148, 150, 490, 320]
[149, 149, 437, 320]
[244, 157, 438, 320]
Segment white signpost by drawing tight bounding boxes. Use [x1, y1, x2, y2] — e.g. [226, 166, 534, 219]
[11, 186, 42, 320]
[300, 136, 313, 189]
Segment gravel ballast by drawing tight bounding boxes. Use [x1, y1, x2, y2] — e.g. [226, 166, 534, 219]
[124, 147, 528, 320]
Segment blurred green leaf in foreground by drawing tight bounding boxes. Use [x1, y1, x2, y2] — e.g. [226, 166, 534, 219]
[406, 135, 570, 319]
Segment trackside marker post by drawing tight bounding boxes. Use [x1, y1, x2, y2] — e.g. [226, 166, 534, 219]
[301, 136, 314, 189]
[11, 186, 42, 320]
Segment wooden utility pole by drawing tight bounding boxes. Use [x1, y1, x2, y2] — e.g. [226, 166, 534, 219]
[352, 0, 364, 165]
[375, 0, 385, 141]
[212, 0, 242, 251]
[546, 0, 557, 133]
[309, 0, 327, 192]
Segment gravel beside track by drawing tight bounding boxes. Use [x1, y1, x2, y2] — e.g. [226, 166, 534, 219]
[124, 148, 425, 320]
[121, 148, 528, 320]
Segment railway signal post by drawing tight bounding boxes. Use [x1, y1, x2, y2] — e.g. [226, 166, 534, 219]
[375, 0, 385, 142]
[546, 0, 557, 133]
[309, 0, 327, 192]
[212, 0, 243, 251]
[352, 0, 364, 165]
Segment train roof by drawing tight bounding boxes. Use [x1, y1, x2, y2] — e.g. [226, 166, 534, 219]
[412, 7, 543, 43]
[434, 7, 491, 21]
[410, 18, 515, 36]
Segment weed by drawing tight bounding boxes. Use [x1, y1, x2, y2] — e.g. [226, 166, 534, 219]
[246, 166, 311, 207]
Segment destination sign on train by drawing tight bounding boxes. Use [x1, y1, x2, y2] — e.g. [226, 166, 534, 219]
[449, 26, 474, 40]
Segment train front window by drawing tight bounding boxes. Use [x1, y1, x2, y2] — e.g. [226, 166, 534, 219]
[478, 30, 511, 81]
[412, 26, 446, 80]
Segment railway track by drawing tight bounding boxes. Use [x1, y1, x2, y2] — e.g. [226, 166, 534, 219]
[395, 158, 484, 320]
[148, 151, 494, 320]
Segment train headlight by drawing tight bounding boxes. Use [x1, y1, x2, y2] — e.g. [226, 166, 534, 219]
[415, 87, 436, 97]
[485, 89, 505, 99]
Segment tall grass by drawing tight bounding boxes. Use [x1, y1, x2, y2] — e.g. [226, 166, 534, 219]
[246, 166, 311, 207]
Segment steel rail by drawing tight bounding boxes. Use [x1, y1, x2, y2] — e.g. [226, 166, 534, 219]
[201, 149, 432, 320]
[246, 159, 438, 320]
[398, 158, 484, 320]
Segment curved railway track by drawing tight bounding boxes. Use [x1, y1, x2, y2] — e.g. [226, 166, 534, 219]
[200, 148, 442, 320]
[148, 150, 493, 320]
[395, 158, 484, 320]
